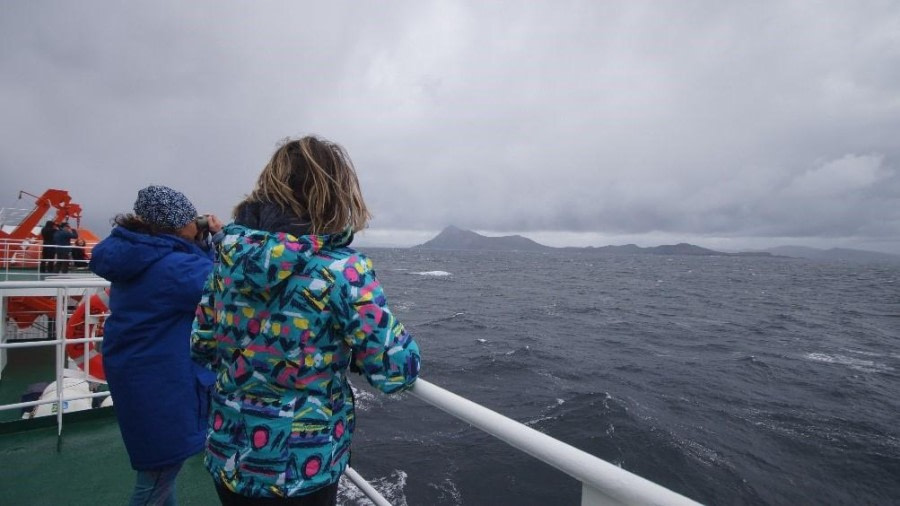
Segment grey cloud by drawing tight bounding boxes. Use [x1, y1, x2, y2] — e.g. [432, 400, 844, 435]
[2, 1, 899, 252]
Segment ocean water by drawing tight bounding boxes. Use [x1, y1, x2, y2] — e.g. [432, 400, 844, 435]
[338, 249, 900, 505]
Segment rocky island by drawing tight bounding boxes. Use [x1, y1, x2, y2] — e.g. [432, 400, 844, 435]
[414, 226, 771, 256]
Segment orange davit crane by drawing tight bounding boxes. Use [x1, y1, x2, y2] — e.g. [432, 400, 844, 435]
[0, 189, 84, 240]
[2, 189, 98, 329]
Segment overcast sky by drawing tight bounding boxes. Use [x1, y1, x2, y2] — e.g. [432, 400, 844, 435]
[2, 1, 899, 252]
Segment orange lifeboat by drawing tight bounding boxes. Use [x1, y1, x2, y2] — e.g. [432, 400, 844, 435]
[65, 288, 110, 380]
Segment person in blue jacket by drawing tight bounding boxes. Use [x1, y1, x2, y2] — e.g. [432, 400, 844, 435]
[52, 222, 78, 273]
[90, 185, 223, 506]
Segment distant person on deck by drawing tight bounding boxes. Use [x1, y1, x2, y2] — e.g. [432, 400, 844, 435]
[52, 222, 77, 273]
[39, 220, 56, 273]
[192, 135, 421, 505]
[89, 185, 224, 506]
[70, 238, 89, 268]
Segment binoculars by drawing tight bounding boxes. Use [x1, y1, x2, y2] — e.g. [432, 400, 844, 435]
[195, 215, 210, 236]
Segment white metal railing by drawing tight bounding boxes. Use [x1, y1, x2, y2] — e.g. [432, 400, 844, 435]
[409, 380, 701, 506]
[1, 239, 95, 280]
[1, 278, 700, 506]
[343, 466, 392, 506]
[0, 279, 110, 435]
[0, 237, 41, 276]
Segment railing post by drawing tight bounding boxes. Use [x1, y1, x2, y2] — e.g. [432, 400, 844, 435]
[83, 289, 90, 378]
[0, 291, 6, 380]
[55, 287, 66, 439]
[2, 240, 9, 278]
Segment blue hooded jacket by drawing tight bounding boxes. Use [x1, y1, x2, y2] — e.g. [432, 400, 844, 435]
[89, 226, 216, 470]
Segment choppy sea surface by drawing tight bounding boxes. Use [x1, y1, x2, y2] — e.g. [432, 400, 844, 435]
[336, 248, 900, 505]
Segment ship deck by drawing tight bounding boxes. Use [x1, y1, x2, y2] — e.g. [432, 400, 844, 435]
[0, 411, 215, 505]
[1, 346, 57, 422]
[0, 346, 216, 504]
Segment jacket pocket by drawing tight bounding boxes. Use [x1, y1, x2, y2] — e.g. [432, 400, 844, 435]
[194, 363, 216, 431]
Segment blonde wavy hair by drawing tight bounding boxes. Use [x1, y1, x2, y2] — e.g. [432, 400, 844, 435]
[236, 136, 371, 235]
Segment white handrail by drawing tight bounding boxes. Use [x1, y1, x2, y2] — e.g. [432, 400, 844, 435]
[0, 279, 109, 289]
[343, 466, 392, 506]
[408, 379, 701, 506]
[0, 391, 109, 413]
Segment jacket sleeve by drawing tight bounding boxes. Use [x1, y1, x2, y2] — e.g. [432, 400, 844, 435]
[333, 253, 420, 394]
[191, 270, 219, 369]
[159, 253, 214, 313]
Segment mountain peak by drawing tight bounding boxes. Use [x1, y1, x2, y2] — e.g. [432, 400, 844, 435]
[415, 226, 549, 251]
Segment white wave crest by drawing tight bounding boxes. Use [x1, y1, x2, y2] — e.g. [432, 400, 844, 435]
[804, 352, 894, 373]
[351, 383, 377, 412]
[428, 477, 462, 505]
[841, 348, 885, 358]
[413, 270, 451, 277]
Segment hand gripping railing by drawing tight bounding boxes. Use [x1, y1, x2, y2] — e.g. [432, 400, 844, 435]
[408, 379, 702, 506]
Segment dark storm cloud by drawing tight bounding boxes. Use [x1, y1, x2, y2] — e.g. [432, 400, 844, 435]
[1, 1, 899, 251]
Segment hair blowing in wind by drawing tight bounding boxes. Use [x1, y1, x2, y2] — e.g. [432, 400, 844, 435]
[237, 136, 371, 235]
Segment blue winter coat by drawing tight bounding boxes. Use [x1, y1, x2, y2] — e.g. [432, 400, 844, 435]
[89, 226, 216, 470]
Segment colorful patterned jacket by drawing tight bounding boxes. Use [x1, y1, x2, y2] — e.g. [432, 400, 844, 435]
[191, 223, 420, 498]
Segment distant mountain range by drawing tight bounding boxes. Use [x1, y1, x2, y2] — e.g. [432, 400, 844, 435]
[414, 226, 768, 256]
[761, 245, 900, 264]
[414, 226, 900, 263]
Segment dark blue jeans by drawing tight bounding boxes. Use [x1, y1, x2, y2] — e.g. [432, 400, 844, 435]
[130, 461, 184, 506]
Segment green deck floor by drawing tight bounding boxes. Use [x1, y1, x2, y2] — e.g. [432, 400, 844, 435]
[1, 345, 57, 422]
[1, 277, 222, 504]
[0, 412, 218, 505]
[1, 346, 218, 505]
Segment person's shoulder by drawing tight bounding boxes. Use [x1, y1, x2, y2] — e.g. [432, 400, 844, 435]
[322, 247, 381, 287]
[318, 245, 370, 264]
[153, 242, 213, 281]
[164, 236, 212, 262]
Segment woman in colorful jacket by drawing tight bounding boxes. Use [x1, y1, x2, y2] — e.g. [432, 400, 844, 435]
[90, 185, 223, 506]
[192, 136, 421, 505]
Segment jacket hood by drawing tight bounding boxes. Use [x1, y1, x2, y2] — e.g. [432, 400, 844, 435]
[234, 200, 311, 238]
[89, 226, 202, 282]
[218, 223, 353, 297]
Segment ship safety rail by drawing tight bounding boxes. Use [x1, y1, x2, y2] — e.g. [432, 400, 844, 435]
[0, 279, 111, 437]
[0, 237, 41, 280]
[1, 278, 701, 506]
[0, 239, 95, 281]
[409, 379, 701, 506]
